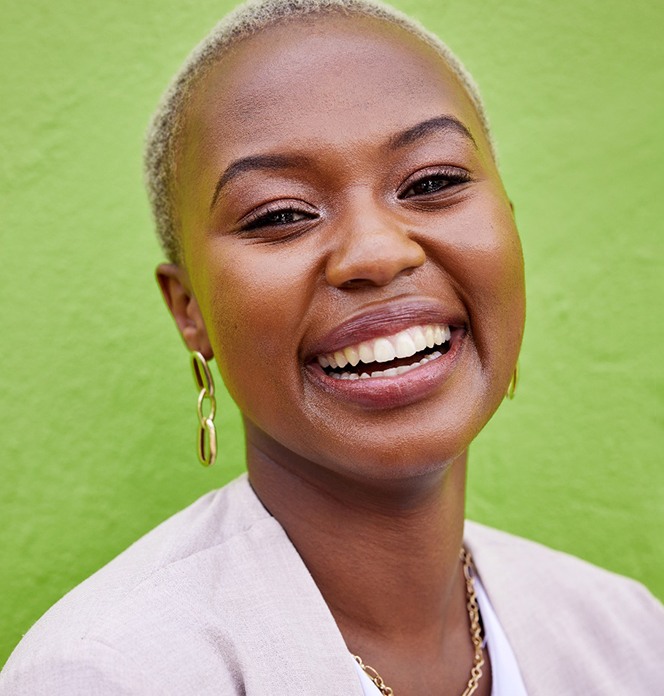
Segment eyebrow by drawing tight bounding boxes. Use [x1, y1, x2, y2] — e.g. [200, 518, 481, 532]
[209, 116, 476, 211]
[210, 154, 308, 211]
[388, 115, 477, 151]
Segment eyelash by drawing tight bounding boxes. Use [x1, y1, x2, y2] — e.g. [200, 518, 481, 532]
[237, 166, 471, 235]
[398, 166, 471, 199]
[241, 203, 317, 232]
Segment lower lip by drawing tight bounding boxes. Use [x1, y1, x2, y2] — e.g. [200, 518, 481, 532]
[305, 330, 466, 409]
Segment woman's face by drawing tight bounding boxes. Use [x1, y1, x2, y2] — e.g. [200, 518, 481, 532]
[168, 14, 525, 479]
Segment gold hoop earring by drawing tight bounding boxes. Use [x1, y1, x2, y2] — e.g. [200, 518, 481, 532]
[506, 363, 519, 400]
[191, 351, 217, 467]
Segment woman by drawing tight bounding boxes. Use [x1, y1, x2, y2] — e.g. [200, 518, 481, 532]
[2, 0, 662, 694]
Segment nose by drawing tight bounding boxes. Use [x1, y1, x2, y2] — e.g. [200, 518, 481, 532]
[325, 207, 426, 289]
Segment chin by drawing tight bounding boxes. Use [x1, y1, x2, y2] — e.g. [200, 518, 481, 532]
[299, 406, 483, 483]
[243, 360, 504, 485]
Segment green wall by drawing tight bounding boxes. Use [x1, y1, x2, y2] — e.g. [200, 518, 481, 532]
[1, 0, 662, 666]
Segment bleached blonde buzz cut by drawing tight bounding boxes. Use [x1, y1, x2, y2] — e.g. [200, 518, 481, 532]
[144, 0, 494, 264]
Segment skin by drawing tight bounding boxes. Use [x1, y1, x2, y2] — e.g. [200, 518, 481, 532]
[158, 13, 525, 696]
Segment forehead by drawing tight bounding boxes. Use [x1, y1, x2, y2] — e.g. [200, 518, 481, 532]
[177, 14, 486, 200]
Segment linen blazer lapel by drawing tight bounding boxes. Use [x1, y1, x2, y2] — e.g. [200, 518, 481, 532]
[232, 478, 364, 695]
[464, 520, 664, 695]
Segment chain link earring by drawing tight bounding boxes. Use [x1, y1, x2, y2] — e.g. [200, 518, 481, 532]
[191, 351, 217, 467]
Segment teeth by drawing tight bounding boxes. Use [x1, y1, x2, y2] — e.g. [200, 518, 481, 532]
[328, 350, 447, 380]
[330, 371, 361, 380]
[374, 338, 396, 363]
[344, 345, 360, 366]
[334, 350, 348, 369]
[358, 342, 375, 364]
[395, 333, 417, 359]
[409, 327, 428, 352]
[317, 323, 452, 370]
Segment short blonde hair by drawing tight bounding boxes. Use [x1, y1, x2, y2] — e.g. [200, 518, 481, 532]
[144, 0, 493, 263]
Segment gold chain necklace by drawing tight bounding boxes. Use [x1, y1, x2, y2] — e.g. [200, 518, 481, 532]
[353, 547, 485, 696]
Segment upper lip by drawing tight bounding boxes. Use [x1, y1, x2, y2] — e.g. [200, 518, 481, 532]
[304, 298, 466, 361]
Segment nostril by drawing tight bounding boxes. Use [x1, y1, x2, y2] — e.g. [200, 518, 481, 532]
[340, 278, 371, 289]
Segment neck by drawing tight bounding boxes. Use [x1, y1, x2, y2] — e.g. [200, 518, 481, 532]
[245, 426, 468, 664]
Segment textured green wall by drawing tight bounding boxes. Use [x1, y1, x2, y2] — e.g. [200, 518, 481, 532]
[1, 0, 662, 666]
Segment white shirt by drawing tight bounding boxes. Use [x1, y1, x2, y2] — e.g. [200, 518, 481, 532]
[353, 575, 528, 696]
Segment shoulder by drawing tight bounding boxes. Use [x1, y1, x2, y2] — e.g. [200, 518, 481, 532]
[0, 639, 174, 695]
[465, 519, 662, 611]
[0, 475, 277, 695]
[2, 475, 362, 695]
[465, 520, 664, 694]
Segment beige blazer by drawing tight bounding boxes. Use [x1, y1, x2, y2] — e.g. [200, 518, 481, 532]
[1, 475, 662, 695]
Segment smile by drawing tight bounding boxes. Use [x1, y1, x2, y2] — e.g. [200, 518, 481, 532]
[316, 324, 451, 380]
[304, 300, 467, 409]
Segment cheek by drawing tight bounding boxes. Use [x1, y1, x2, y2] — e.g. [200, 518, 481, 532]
[195, 242, 316, 415]
[469, 204, 525, 378]
[449, 194, 523, 320]
[426, 192, 525, 374]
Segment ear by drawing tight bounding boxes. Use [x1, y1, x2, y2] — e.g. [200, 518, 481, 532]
[156, 264, 213, 359]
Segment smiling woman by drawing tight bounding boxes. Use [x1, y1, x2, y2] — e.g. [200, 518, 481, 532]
[1, 0, 662, 695]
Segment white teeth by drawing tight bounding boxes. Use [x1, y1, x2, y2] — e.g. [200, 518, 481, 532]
[334, 350, 348, 369]
[374, 338, 396, 363]
[329, 349, 446, 381]
[358, 342, 375, 364]
[409, 326, 428, 352]
[331, 371, 358, 380]
[395, 333, 417, 359]
[344, 345, 360, 366]
[429, 326, 450, 346]
[317, 323, 452, 371]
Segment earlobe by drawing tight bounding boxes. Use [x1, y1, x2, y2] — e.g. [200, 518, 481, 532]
[156, 263, 213, 358]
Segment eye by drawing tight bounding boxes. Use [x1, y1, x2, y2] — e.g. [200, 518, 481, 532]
[240, 202, 318, 233]
[398, 167, 471, 199]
